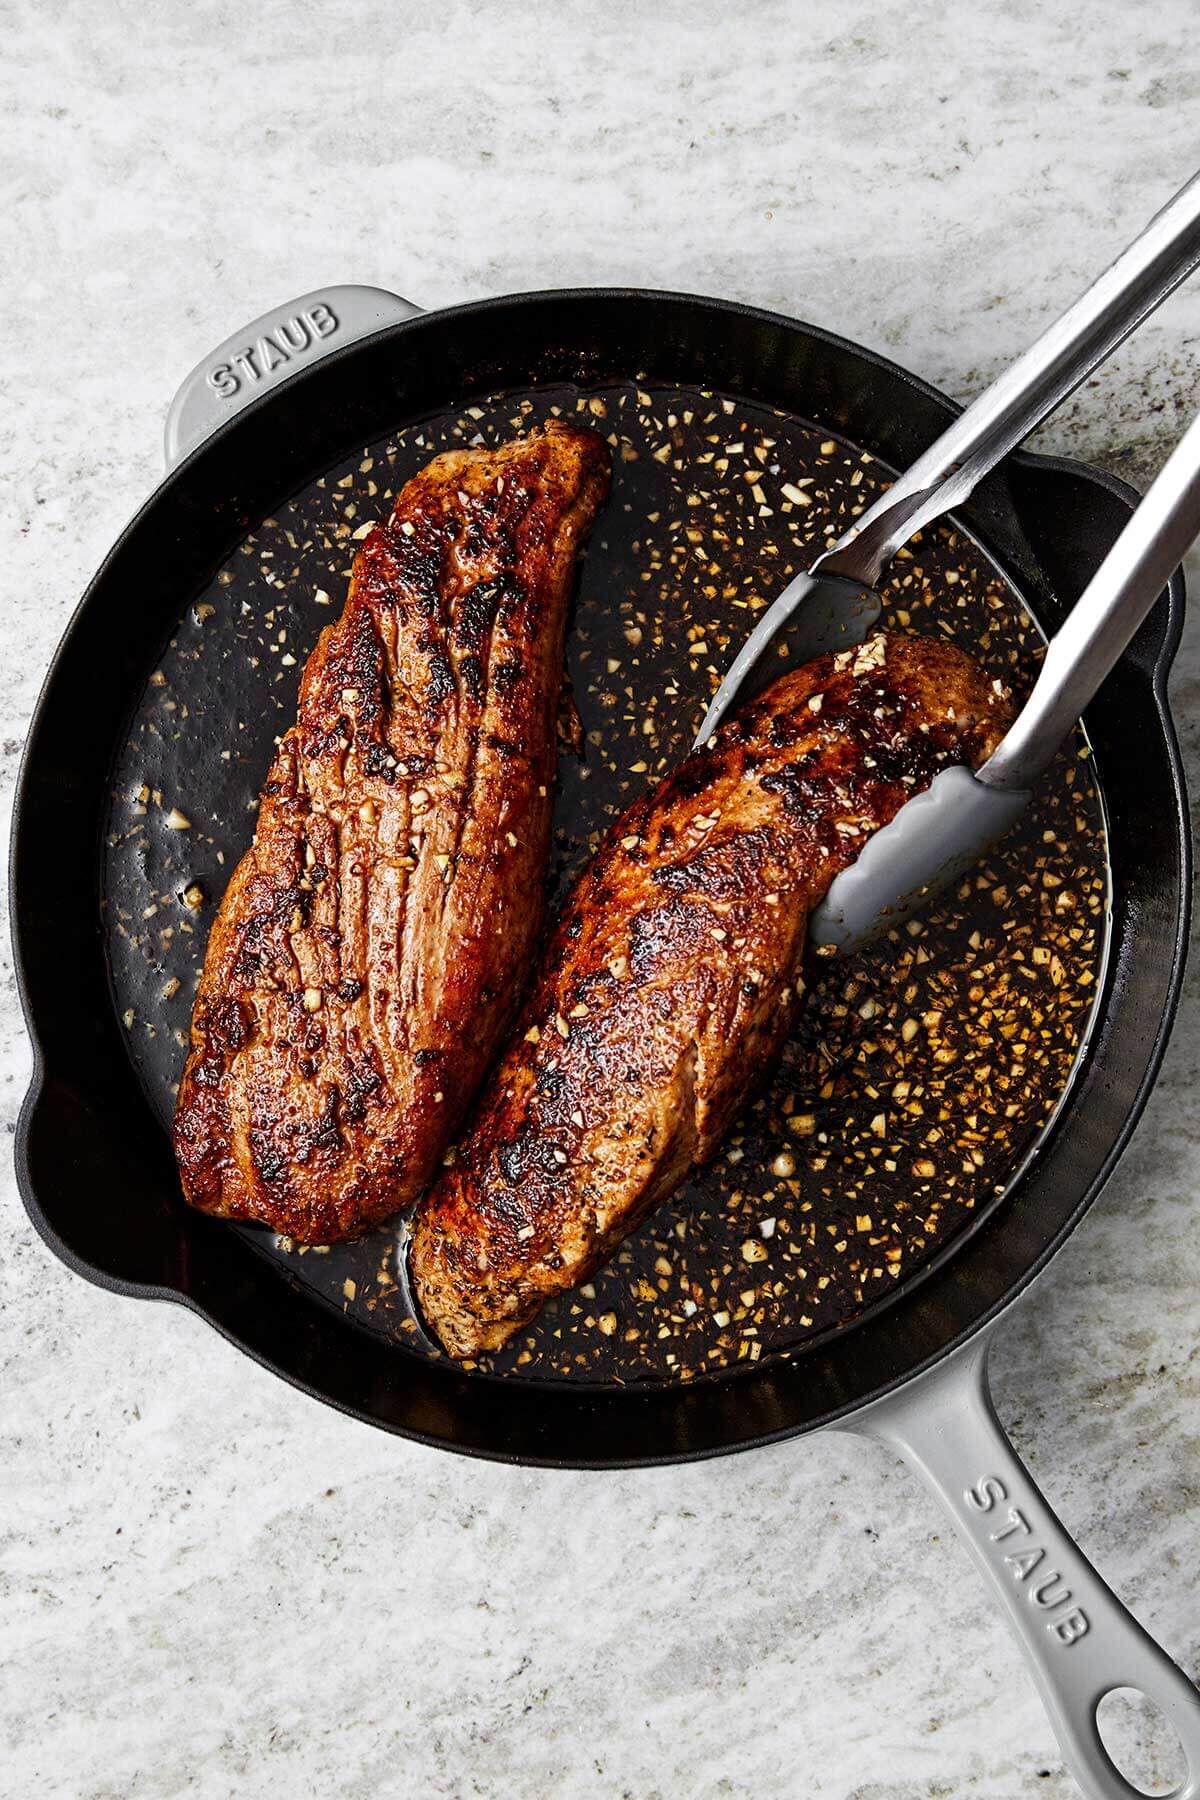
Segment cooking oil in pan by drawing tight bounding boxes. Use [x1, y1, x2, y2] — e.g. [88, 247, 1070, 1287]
[104, 382, 1107, 1387]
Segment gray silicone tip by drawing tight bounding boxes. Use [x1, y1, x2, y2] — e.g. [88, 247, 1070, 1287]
[809, 764, 1031, 952]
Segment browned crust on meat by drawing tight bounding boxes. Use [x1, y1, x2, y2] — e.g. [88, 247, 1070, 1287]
[173, 422, 611, 1243]
[410, 633, 1012, 1355]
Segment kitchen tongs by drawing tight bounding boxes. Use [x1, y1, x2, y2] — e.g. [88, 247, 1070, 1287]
[695, 171, 1200, 951]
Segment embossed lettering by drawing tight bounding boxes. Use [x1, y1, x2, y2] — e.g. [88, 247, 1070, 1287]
[1031, 1575, 1071, 1609]
[274, 317, 310, 354]
[991, 1506, 1031, 1543]
[968, 1481, 1089, 1646]
[202, 304, 336, 415]
[965, 1475, 1008, 1513]
[1049, 1608, 1090, 1645]
[306, 302, 338, 339]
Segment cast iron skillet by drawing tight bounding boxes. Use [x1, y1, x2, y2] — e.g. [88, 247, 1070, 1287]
[12, 286, 1197, 1798]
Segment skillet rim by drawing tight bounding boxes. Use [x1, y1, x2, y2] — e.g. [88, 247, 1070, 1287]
[10, 287, 1190, 1465]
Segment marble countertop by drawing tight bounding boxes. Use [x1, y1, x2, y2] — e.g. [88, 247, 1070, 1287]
[3, 3, 1199, 1796]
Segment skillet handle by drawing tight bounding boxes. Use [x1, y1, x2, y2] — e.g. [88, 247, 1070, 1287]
[845, 1335, 1200, 1799]
[163, 285, 424, 469]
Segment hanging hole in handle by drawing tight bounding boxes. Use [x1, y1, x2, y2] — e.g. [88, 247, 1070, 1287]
[1096, 1687, 1189, 1797]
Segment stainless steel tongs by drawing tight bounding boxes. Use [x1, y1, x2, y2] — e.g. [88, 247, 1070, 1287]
[695, 171, 1200, 951]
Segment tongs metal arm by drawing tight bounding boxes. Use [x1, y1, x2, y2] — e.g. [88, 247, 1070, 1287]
[697, 171, 1200, 750]
[808, 411, 1200, 953]
[818, 170, 1200, 588]
[980, 408, 1200, 792]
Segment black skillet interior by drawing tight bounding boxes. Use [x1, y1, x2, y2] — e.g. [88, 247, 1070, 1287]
[12, 292, 1189, 1464]
[106, 377, 1114, 1387]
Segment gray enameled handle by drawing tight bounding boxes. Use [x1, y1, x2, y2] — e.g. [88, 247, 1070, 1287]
[163, 284, 424, 469]
[979, 406, 1200, 791]
[818, 169, 1200, 586]
[844, 1335, 1200, 1799]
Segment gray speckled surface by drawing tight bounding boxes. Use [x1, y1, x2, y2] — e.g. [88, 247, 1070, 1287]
[3, 3, 1200, 1796]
